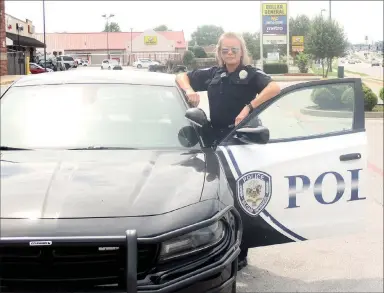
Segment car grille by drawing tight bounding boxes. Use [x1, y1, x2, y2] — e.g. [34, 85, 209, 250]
[0, 243, 158, 286]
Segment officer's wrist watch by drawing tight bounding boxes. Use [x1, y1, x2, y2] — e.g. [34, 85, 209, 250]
[246, 103, 254, 113]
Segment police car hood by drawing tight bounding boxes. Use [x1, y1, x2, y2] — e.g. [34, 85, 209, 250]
[1, 149, 207, 219]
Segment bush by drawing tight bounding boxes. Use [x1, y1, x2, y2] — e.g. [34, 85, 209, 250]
[263, 63, 288, 74]
[311, 83, 379, 111]
[295, 53, 310, 73]
[311, 87, 340, 110]
[341, 87, 354, 110]
[190, 57, 217, 70]
[182, 50, 195, 68]
[380, 87, 384, 101]
[362, 83, 378, 111]
[190, 46, 207, 58]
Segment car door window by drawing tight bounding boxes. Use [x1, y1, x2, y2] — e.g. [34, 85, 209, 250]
[242, 82, 356, 142]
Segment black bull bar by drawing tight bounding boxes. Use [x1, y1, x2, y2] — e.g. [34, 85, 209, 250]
[0, 206, 242, 293]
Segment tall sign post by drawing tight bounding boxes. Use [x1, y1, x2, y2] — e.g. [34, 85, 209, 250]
[260, 2, 288, 70]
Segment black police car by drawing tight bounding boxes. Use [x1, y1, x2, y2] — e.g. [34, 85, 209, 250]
[0, 70, 369, 293]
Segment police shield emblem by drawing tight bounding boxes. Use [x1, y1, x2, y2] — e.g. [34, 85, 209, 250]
[236, 171, 272, 217]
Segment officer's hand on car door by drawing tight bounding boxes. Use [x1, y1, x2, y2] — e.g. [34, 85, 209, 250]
[235, 106, 250, 126]
[185, 88, 200, 107]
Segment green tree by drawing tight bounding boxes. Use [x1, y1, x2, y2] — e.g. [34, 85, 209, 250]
[327, 19, 348, 72]
[154, 25, 170, 31]
[103, 22, 121, 32]
[306, 16, 348, 77]
[183, 50, 195, 68]
[242, 32, 260, 62]
[289, 15, 311, 47]
[191, 25, 224, 46]
[189, 46, 207, 58]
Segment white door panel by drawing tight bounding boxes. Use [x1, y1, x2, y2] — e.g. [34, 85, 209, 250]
[218, 78, 369, 247]
[221, 131, 369, 241]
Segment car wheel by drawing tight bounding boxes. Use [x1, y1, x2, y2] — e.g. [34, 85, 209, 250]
[65, 63, 70, 70]
[137, 64, 142, 69]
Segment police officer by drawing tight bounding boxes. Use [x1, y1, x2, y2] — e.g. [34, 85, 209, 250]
[176, 32, 281, 270]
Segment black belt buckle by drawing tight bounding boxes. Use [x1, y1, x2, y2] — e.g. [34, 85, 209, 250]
[126, 230, 137, 293]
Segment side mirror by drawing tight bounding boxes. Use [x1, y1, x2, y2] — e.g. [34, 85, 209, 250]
[178, 126, 199, 147]
[235, 126, 270, 144]
[185, 108, 209, 128]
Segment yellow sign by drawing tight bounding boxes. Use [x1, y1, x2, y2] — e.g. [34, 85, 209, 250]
[144, 36, 157, 45]
[262, 3, 287, 16]
[292, 36, 304, 46]
[292, 45, 304, 52]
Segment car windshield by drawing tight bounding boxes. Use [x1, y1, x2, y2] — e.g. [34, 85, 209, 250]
[1, 83, 197, 150]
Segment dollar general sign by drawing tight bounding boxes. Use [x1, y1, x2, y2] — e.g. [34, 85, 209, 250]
[262, 3, 287, 16]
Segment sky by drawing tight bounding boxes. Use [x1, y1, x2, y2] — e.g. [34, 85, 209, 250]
[4, 0, 384, 44]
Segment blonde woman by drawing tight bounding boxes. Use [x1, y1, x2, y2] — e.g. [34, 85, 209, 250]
[176, 32, 281, 270]
[176, 31, 280, 141]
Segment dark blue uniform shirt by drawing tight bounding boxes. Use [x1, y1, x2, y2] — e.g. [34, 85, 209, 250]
[187, 65, 273, 129]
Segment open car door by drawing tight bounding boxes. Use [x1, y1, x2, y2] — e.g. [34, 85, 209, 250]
[216, 78, 371, 248]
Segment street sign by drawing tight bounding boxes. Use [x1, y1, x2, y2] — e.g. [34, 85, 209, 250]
[263, 35, 287, 45]
[292, 36, 304, 46]
[259, 1, 289, 71]
[262, 15, 287, 35]
[292, 45, 304, 52]
[262, 3, 287, 16]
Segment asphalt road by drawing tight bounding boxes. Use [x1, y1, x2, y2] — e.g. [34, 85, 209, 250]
[2, 68, 383, 292]
[342, 60, 383, 81]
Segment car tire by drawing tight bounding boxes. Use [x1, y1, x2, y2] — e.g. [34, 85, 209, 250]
[137, 64, 142, 69]
[65, 63, 70, 70]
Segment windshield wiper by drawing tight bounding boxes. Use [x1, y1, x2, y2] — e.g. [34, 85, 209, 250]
[68, 146, 138, 150]
[0, 146, 32, 150]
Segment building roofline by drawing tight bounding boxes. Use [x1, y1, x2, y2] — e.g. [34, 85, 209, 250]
[33, 31, 184, 35]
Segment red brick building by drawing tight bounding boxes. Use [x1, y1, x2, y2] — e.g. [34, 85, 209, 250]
[0, 0, 8, 76]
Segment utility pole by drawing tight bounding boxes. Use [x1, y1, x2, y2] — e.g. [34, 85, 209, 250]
[16, 23, 23, 74]
[329, 0, 332, 19]
[102, 13, 114, 59]
[130, 27, 133, 65]
[43, 0, 46, 71]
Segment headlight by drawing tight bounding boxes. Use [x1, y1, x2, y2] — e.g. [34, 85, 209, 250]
[159, 221, 226, 261]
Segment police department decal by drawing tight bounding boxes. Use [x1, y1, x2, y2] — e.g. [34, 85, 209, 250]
[236, 171, 272, 216]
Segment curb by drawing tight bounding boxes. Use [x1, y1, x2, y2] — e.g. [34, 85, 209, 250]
[300, 107, 383, 119]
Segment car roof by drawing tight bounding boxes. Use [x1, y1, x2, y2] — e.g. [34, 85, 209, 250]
[11, 70, 178, 87]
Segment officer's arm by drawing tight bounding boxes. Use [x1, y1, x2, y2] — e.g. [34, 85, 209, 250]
[249, 70, 281, 109]
[176, 67, 216, 92]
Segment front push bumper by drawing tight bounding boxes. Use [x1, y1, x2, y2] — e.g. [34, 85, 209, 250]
[0, 206, 242, 293]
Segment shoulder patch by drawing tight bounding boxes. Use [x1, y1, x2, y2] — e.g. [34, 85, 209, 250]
[236, 170, 272, 217]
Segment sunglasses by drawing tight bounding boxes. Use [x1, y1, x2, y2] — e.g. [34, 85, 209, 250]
[221, 47, 241, 55]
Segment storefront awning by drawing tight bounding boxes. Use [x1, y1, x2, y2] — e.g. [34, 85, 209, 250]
[6, 32, 46, 48]
[6, 37, 13, 46]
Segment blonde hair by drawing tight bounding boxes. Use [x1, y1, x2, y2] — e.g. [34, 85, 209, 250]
[215, 32, 251, 67]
